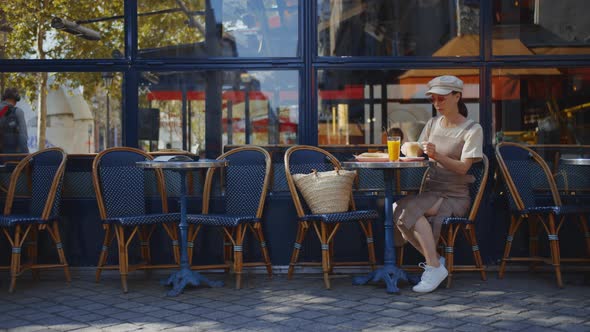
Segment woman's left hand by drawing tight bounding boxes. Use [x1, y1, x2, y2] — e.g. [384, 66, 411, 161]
[421, 141, 436, 159]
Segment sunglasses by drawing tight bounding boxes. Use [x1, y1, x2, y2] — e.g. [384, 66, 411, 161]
[428, 93, 452, 103]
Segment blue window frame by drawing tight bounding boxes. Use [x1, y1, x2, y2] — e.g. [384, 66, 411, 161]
[0, 0, 589, 157]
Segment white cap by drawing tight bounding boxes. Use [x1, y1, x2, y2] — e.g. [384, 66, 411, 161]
[425, 75, 463, 96]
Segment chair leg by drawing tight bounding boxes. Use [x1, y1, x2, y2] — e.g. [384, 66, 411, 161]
[96, 225, 114, 282]
[578, 215, 590, 258]
[528, 220, 540, 271]
[139, 225, 153, 264]
[253, 226, 272, 277]
[444, 225, 455, 288]
[162, 223, 180, 265]
[287, 223, 309, 280]
[9, 225, 23, 293]
[499, 215, 522, 279]
[328, 224, 335, 274]
[233, 225, 245, 290]
[547, 214, 563, 288]
[139, 225, 154, 277]
[396, 245, 404, 267]
[465, 225, 486, 281]
[187, 224, 202, 269]
[114, 225, 129, 293]
[28, 227, 40, 281]
[48, 221, 71, 283]
[320, 222, 331, 289]
[361, 220, 377, 271]
[224, 229, 234, 273]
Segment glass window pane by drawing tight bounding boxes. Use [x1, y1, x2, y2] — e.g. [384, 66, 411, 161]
[317, 0, 480, 57]
[139, 70, 299, 153]
[1, 72, 122, 153]
[0, 2, 124, 60]
[318, 69, 480, 144]
[138, 0, 299, 58]
[493, 0, 590, 56]
[493, 67, 590, 145]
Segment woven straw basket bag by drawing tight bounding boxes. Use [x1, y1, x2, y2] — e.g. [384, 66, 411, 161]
[292, 169, 356, 214]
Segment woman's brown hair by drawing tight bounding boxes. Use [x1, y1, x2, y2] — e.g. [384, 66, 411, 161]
[453, 92, 468, 117]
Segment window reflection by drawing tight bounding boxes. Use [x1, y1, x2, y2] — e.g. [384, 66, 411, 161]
[317, 0, 480, 57]
[493, 67, 590, 145]
[318, 69, 480, 144]
[0, 2, 124, 60]
[138, 0, 299, 58]
[139, 70, 298, 153]
[0, 72, 121, 153]
[493, 0, 590, 56]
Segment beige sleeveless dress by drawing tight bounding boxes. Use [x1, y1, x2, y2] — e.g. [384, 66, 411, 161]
[393, 116, 483, 241]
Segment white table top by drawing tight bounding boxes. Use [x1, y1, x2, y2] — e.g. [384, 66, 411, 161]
[342, 160, 434, 169]
[560, 158, 590, 166]
[136, 159, 228, 169]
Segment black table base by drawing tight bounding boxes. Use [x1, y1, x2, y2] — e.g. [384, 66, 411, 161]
[352, 265, 419, 294]
[162, 268, 224, 297]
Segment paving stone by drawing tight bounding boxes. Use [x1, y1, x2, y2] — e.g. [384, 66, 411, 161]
[1, 270, 589, 332]
[98, 322, 142, 332]
[6, 325, 48, 332]
[258, 313, 291, 323]
[387, 322, 432, 332]
[291, 310, 327, 320]
[220, 315, 257, 326]
[315, 314, 353, 325]
[145, 309, 178, 318]
[200, 310, 235, 321]
[0, 320, 34, 330]
[454, 323, 497, 332]
[276, 317, 315, 328]
[378, 308, 411, 318]
[236, 309, 269, 318]
[555, 323, 590, 332]
[490, 320, 536, 331]
[354, 303, 386, 313]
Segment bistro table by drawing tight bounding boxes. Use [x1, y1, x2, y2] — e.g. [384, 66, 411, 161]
[560, 157, 590, 166]
[137, 158, 228, 296]
[342, 159, 435, 294]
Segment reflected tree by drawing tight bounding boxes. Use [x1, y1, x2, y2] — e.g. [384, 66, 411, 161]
[0, 0, 123, 149]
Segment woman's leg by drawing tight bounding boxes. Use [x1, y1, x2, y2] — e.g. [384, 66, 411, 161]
[413, 216, 440, 267]
[397, 225, 425, 256]
[396, 197, 444, 266]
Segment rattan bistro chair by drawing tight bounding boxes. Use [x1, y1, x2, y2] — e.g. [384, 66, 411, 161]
[0, 148, 70, 293]
[92, 147, 180, 293]
[284, 145, 378, 289]
[496, 142, 590, 287]
[436, 155, 488, 287]
[187, 146, 273, 289]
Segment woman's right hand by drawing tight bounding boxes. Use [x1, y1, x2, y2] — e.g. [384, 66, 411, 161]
[421, 141, 437, 159]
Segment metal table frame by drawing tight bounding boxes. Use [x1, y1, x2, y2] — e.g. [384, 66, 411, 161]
[342, 160, 434, 293]
[137, 159, 228, 296]
[560, 158, 590, 166]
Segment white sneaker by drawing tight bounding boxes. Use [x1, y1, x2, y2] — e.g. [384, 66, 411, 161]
[412, 262, 448, 293]
[418, 256, 446, 269]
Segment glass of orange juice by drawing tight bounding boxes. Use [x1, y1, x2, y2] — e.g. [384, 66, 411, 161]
[387, 136, 401, 161]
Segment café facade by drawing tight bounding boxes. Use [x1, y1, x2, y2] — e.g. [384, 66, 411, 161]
[0, 0, 589, 275]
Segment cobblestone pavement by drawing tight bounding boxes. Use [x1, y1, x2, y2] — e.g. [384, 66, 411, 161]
[1, 269, 589, 332]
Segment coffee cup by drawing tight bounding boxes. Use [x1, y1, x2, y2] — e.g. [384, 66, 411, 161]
[405, 142, 422, 157]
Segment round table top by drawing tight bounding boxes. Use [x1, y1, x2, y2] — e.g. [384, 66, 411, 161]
[342, 160, 434, 169]
[136, 159, 228, 169]
[560, 158, 590, 166]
